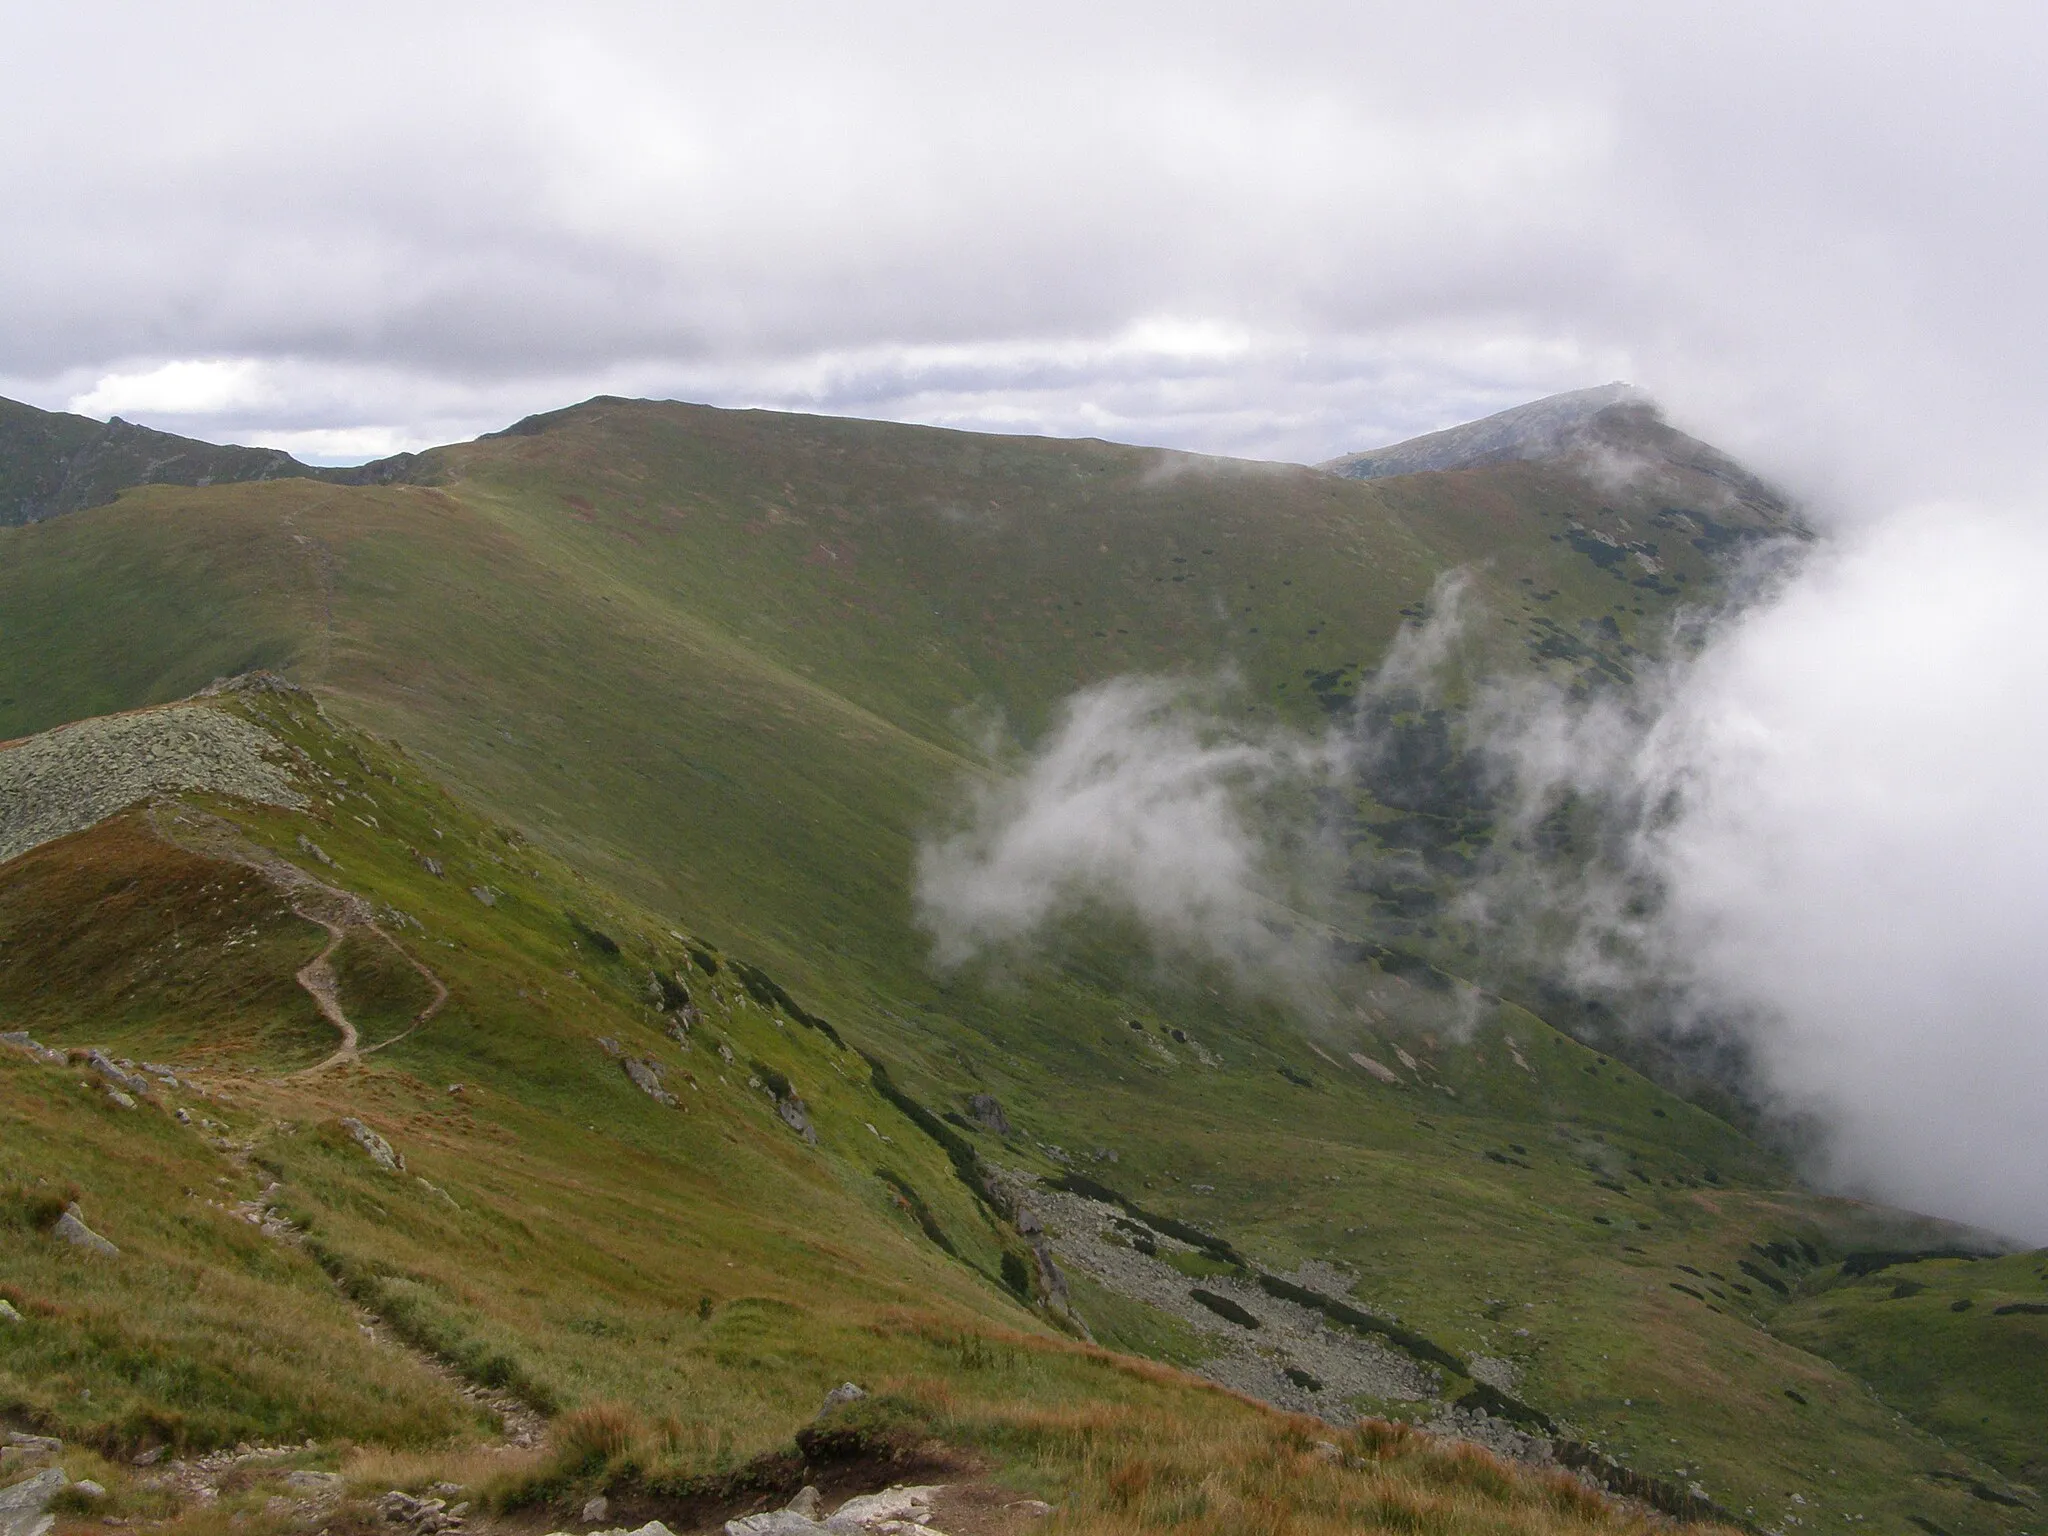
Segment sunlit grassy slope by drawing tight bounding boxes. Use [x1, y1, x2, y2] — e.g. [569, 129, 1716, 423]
[1, 399, 2038, 1530]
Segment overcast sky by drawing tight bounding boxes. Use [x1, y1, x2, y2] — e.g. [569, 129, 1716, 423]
[9, 1, 2048, 1237]
[3, 0, 2044, 490]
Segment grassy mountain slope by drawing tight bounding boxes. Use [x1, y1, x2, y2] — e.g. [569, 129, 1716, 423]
[0, 398, 2037, 1531]
[5, 685, 1712, 1536]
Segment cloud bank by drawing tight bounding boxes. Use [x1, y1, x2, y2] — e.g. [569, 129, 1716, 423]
[921, 543, 2048, 1243]
[1544, 506, 2048, 1242]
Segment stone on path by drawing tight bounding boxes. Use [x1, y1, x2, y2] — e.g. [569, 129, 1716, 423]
[725, 1514, 825, 1536]
[823, 1486, 941, 1531]
[784, 1488, 820, 1519]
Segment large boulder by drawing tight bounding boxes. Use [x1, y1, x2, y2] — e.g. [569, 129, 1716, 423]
[341, 1118, 405, 1172]
[0, 1468, 68, 1536]
[965, 1093, 1011, 1135]
[52, 1203, 118, 1257]
[775, 1097, 818, 1145]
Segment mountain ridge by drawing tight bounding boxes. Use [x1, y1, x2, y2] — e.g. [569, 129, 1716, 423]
[1, 391, 2038, 1534]
[0, 395, 428, 526]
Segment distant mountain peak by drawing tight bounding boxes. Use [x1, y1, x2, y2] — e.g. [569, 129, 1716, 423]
[1320, 383, 1654, 481]
[0, 394, 426, 525]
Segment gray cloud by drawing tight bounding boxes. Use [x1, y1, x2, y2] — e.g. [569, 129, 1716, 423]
[914, 583, 1470, 995]
[7, 0, 2048, 488]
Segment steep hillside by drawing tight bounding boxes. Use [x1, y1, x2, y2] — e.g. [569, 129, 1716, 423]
[1, 397, 2037, 1532]
[4, 683, 1739, 1536]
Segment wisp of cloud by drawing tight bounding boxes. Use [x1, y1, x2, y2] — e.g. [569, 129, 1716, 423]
[915, 676, 1338, 987]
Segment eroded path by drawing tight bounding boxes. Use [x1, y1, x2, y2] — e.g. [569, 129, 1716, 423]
[146, 801, 447, 1075]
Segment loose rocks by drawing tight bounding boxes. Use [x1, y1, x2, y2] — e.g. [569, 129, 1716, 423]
[378, 1489, 464, 1535]
[0, 703, 306, 867]
[0, 1034, 65, 1066]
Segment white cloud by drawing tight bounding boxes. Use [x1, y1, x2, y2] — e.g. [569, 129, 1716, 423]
[70, 358, 274, 419]
[1624, 507, 2048, 1239]
[915, 676, 1338, 985]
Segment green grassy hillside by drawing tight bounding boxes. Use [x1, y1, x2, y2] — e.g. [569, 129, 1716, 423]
[1, 685, 1722, 1536]
[0, 398, 2036, 1533]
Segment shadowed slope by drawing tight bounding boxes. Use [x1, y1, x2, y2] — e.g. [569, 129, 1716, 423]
[0, 393, 425, 527]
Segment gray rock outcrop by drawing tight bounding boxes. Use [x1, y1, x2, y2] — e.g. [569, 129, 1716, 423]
[622, 1058, 678, 1108]
[85, 1051, 152, 1097]
[0, 1467, 68, 1536]
[53, 1203, 118, 1257]
[0, 703, 306, 867]
[966, 1092, 1011, 1135]
[341, 1118, 405, 1171]
[775, 1096, 818, 1145]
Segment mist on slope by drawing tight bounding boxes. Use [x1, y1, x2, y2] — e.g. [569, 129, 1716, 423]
[918, 524, 2048, 1245]
[915, 588, 1473, 1001]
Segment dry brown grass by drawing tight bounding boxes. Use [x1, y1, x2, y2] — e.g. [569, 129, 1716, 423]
[548, 1402, 643, 1471]
[949, 1397, 1739, 1536]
